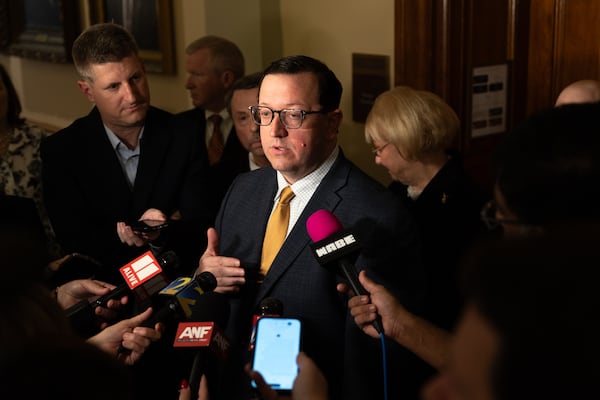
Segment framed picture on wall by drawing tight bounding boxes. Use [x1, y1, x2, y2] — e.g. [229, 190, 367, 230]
[0, 0, 11, 50]
[89, 0, 176, 74]
[2, 0, 80, 63]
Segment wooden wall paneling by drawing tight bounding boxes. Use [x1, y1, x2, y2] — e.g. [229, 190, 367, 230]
[394, 0, 435, 89]
[394, 0, 467, 145]
[527, 0, 600, 114]
[459, 0, 514, 196]
[436, 0, 467, 144]
[394, 0, 526, 195]
[553, 0, 600, 97]
[526, 0, 555, 113]
[508, 0, 531, 127]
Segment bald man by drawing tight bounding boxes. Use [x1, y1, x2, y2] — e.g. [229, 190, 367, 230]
[555, 79, 600, 106]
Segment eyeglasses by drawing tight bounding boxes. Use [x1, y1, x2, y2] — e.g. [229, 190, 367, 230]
[371, 142, 391, 156]
[248, 106, 328, 129]
[480, 200, 523, 230]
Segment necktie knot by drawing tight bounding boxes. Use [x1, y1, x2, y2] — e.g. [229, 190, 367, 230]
[209, 113, 222, 126]
[279, 186, 295, 205]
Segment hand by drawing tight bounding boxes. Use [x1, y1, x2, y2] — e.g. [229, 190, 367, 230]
[178, 376, 210, 400]
[56, 278, 120, 309]
[338, 270, 404, 340]
[87, 307, 163, 365]
[292, 352, 329, 400]
[46, 254, 72, 275]
[245, 352, 327, 400]
[244, 363, 280, 400]
[195, 228, 245, 294]
[117, 208, 166, 247]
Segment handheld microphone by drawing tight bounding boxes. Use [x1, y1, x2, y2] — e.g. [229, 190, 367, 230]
[65, 250, 178, 337]
[141, 271, 218, 328]
[306, 209, 384, 334]
[173, 291, 231, 399]
[116, 270, 218, 356]
[91, 250, 180, 309]
[248, 297, 283, 350]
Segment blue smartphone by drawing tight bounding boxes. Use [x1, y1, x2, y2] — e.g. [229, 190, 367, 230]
[251, 317, 302, 392]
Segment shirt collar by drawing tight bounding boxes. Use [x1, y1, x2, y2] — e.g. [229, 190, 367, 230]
[104, 125, 144, 151]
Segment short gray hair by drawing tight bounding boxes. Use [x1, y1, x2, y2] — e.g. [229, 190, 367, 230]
[185, 35, 245, 80]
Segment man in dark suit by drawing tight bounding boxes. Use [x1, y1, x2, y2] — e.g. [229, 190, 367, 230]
[179, 35, 248, 219]
[225, 71, 270, 171]
[41, 22, 212, 284]
[41, 22, 213, 400]
[195, 55, 426, 400]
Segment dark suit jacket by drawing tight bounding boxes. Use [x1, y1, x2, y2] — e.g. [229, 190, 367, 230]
[41, 106, 212, 283]
[389, 156, 487, 331]
[178, 108, 249, 218]
[215, 150, 426, 400]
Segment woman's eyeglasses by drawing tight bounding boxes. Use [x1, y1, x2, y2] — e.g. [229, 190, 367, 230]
[371, 142, 391, 156]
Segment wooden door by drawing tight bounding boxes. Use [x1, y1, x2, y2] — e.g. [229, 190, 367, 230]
[394, 0, 528, 196]
[527, 0, 600, 113]
[395, 0, 600, 196]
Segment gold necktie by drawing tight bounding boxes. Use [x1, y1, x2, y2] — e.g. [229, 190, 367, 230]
[260, 186, 296, 278]
[207, 114, 224, 165]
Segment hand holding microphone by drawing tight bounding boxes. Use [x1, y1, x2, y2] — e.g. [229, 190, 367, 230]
[56, 278, 122, 310]
[344, 270, 405, 340]
[65, 250, 180, 336]
[115, 269, 218, 357]
[57, 278, 129, 331]
[306, 209, 384, 335]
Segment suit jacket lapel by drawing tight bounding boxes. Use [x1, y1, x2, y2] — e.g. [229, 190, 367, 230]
[133, 108, 171, 213]
[84, 108, 132, 200]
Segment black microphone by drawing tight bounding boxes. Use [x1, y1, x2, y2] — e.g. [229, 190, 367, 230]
[116, 270, 218, 356]
[65, 250, 179, 337]
[173, 291, 231, 400]
[92, 250, 180, 309]
[306, 209, 384, 334]
[248, 297, 283, 351]
[138, 270, 218, 329]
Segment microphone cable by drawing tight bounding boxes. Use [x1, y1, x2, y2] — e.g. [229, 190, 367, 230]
[379, 332, 388, 400]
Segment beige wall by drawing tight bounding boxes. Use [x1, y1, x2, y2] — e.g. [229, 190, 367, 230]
[0, 0, 393, 185]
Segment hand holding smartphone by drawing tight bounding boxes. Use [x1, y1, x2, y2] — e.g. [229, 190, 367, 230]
[130, 219, 169, 233]
[251, 317, 302, 393]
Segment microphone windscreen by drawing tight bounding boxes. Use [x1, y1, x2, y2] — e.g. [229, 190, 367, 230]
[188, 291, 230, 328]
[258, 297, 283, 316]
[306, 209, 343, 242]
[158, 250, 179, 269]
[196, 271, 218, 292]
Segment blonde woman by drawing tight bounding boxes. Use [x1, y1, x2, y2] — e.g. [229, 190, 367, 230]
[344, 86, 486, 372]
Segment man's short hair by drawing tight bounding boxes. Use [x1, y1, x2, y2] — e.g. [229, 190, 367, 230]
[260, 55, 343, 112]
[71, 23, 139, 81]
[225, 72, 263, 114]
[185, 35, 245, 80]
